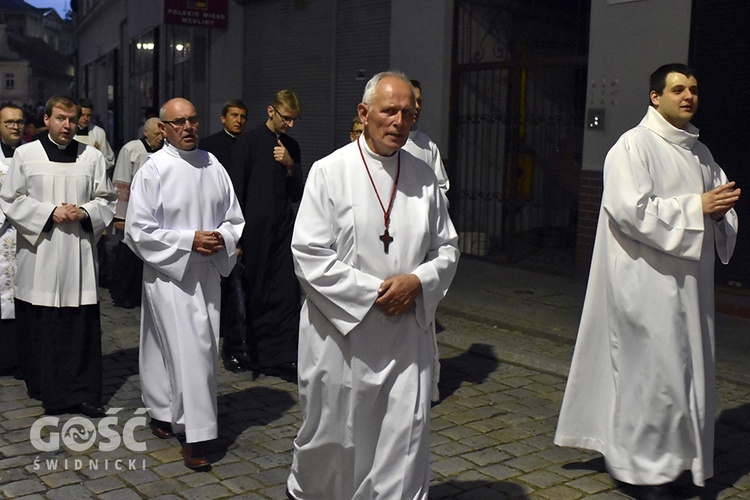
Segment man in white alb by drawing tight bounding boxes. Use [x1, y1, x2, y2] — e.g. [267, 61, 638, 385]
[286, 71, 459, 500]
[124, 97, 244, 470]
[402, 79, 450, 204]
[109, 117, 163, 308]
[554, 63, 740, 497]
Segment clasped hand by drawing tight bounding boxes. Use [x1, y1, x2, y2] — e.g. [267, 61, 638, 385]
[193, 230, 224, 255]
[702, 181, 741, 220]
[375, 274, 422, 316]
[53, 202, 86, 224]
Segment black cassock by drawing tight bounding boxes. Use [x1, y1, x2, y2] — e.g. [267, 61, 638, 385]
[228, 123, 303, 370]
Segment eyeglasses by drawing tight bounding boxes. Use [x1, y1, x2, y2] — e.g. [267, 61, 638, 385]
[2, 120, 25, 129]
[163, 115, 200, 128]
[272, 106, 299, 124]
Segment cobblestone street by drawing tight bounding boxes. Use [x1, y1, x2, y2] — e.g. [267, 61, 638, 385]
[1, 287, 750, 499]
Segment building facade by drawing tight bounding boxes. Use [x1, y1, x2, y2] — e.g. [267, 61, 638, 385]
[74, 0, 750, 290]
[0, 1, 74, 106]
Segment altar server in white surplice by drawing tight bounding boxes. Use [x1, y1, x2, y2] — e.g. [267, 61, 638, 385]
[124, 98, 244, 471]
[286, 71, 459, 500]
[554, 64, 740, 495]
[0, 104, 24, 377]
[401, 79, 450, 204]
[0, 96, 116, 417]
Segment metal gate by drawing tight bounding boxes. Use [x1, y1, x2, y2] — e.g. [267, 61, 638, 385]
[449, 0, 589, 273]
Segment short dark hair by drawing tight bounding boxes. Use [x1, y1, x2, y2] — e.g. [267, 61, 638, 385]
[78, 97, 94, 110]
[649, 63, 696, 97]
[45, 96, 78, 117]
[410, 79, 422, 91]
[222, 98, 247, 117]
[0, 103, 24, 117]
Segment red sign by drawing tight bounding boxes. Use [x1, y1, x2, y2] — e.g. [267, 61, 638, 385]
[164, 0, 228, 30]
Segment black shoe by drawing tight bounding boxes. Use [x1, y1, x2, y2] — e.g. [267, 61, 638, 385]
[79, 402, 107, 418]
[620, 483, 677, 500]
[222, 354, 250, 373]
[262, 362, 298, 382]
[113, 301, 138, 309]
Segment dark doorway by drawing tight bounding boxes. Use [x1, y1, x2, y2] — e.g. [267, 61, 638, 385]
[449, 0, 590, 274]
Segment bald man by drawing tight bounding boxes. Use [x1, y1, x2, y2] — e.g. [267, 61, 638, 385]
[110, 117, 164, 308]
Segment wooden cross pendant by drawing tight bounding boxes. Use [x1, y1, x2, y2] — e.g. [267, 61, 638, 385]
[379, 228, 393, 253]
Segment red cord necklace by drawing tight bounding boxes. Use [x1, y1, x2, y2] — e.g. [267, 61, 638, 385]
[357, 138, 400, 253]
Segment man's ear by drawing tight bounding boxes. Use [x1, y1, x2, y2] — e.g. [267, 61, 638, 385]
[649, 90, 660, 108]
[357, 103, 368, 125]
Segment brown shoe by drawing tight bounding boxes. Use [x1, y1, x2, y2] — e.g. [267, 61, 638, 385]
[182, 442, 210, 470]
[149, 418, 174, 439]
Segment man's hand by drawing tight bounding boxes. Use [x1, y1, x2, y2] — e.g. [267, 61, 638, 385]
[702, 181, 741, 220]
[274, 140, 294, 170]
[193, 230, 225, 255]
[53, 202, 85, 223]
[375, 274, 422, 316]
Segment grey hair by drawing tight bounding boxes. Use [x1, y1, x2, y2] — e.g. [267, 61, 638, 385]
[361, 71, 415, 105]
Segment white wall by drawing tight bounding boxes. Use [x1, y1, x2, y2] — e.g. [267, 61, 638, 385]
[390, 0, 453, 157]
[582, 0, 692, 172]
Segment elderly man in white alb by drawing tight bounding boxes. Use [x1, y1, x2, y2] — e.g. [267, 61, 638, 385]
[286, 71, 459, 500]
[124, 97, 244, 470]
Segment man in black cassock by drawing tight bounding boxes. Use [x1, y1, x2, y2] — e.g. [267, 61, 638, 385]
[0, 96, 116, 417]
[199, 98, 247, 168]
[199, 98, 250, 372]
[228, 90, 303, 379]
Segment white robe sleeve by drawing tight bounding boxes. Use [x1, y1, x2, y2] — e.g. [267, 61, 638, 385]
[601, 135, 705, 261]
[0, 155, 57, 247]
[80, 152, 116, 240]
[411, 182, 459, 329]
[124, 160, 195, 282]
[292, 163, 383, 335]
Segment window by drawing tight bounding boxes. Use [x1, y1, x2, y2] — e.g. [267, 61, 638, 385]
[5, 73, 14, 89]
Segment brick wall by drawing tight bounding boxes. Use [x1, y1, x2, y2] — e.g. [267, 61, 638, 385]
[575, 170, 603, 275]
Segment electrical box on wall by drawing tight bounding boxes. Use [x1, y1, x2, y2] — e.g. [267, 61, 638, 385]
[587, 108, 605, 130]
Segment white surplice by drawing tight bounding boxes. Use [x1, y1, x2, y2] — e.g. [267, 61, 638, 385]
[113, 138, 153, 220]
[75, 124, 115, 169]
[124, 141, 244, 443]
[287, 137, 459, 499]
[0, 140, 115, 307]
[0, 147, 17, 319]
[554, 107, 738, 487]
[403, 127, 450, 201]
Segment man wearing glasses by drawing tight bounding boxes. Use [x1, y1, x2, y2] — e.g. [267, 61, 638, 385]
[124, 98, 244, 470]
[0, 96, 116, 418]
[0, 104, 24, 378]
[228, 90, 303, 379]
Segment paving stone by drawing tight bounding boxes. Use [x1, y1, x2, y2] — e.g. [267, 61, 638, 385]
[134, 478, 183, 497]
[180, 483, 235, 499]
[0, 478, 46, 498]
[41, 470, 82, 488]
[430, 456, 475, 477]
[46, 484, 95, 499]
[565, 475, 612, 494]
[83, 475, 126, 494]
[97, 488, 143, 500]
